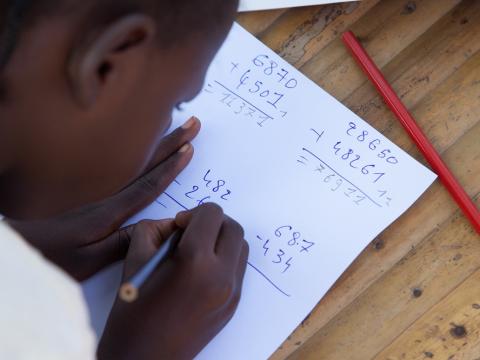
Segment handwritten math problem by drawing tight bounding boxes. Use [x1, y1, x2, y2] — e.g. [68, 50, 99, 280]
[203, 53, 299, 128]
[156, 171, 306, 298]
[83, 24, 437, 360]
[156, 169, 232, 211]
[235, 54, 298, 114]
[204, 81, 273, 127]
[255, 225, 315, 275]
[297, 122, 397, 208]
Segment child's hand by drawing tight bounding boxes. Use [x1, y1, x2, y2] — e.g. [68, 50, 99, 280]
[98, 204, 249, 360]
[7, 118, 201, 281]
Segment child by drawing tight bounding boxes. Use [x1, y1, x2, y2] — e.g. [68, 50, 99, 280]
[0, 0, 248, 359]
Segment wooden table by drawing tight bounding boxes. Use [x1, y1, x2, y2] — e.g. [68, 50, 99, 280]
[237, 0, 480, 358]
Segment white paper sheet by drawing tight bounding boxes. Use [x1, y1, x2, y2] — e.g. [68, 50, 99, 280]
[239, 0, 358, 12]
[82, 23, 436, 360]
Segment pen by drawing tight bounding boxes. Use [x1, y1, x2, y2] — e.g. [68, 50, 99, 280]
[342, 30, 480, 235]
[119, 230, 182, 303]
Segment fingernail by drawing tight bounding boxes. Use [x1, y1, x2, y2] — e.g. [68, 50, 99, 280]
[178, 143, 191, 153]
[182, 116, 198, 130]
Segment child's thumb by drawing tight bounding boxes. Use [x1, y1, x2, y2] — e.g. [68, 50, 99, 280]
[121, 219, 176, 280]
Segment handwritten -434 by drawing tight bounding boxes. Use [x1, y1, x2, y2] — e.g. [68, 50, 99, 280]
[255, 225, 315, 275]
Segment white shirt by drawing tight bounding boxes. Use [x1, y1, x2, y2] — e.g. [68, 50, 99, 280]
[0, 221, 96, 359]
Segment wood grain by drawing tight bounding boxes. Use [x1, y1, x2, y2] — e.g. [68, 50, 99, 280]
[238, 0, 480, 359]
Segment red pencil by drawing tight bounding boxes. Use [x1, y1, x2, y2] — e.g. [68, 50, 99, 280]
[341, 31, 480, 235]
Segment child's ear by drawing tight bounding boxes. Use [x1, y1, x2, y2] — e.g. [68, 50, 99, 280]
[68, 14, 156, 107]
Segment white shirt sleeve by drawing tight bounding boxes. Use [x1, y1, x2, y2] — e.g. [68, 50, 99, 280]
[0, 221, 97, 360]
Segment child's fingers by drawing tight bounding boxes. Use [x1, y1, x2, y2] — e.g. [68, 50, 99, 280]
[121, 219, 176, 280]
[87, 142, 194, 238]
[174, 209, 193, 228]
[73, 224, 136, 280]
[174, 201, 218, 228]
[215, 218, 245, 262]
[67, 117, 199, 243]
[76, 219, 176, 281]
[236, 241, 249, 288]
[177, 203, 225, 256]
[12, 140, 195, 252]
[145, 116, 201, 172]
[175, 205, 245, 260]
[174, 203, 219, 229]
[76, 117, 199, 240]
[232, 241, 249, 308]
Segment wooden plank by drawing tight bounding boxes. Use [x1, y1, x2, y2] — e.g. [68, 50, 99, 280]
[237, 9, 287, 37]
[277, 117, 480, 358]
[254, 6, 326, 51]
[298, 0, 411, 79]
[237, 1, 480, 359]
[272, 37, 480, 360]
[344, 0, 480, 155]
[287, 188, 480, 359]
[301, 0, 461, 101]
[375, 268, 480, 360]
[259, 1, 379, 67]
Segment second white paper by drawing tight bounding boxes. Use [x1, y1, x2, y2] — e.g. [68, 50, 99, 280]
[239, 0, 358, 12]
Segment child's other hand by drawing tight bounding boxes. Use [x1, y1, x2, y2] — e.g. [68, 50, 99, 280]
[7, 117, 201, 281]
[98, 204, 249, 360]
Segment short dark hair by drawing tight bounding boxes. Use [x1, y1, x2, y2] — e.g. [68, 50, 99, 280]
[0, 0, 238, 70]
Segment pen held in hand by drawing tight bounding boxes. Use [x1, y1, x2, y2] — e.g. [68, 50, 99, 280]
[119, 229, 182, 303]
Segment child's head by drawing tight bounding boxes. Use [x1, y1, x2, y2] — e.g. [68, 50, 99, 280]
[0, 0, 238, 219]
